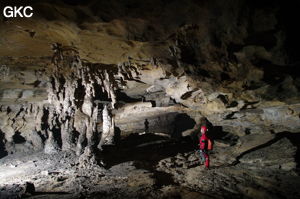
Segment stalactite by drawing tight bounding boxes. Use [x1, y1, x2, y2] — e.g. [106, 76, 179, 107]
[43, 43, 132, 159]
[98, 105, 115, 150]
[44, 130, 60, 154]
[102, 70, 117, 109]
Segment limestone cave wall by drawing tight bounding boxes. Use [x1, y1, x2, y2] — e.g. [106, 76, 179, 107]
[0, 0, 299, 164]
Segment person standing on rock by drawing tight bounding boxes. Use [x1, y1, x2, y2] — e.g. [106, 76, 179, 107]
[199, 126, 212, 169]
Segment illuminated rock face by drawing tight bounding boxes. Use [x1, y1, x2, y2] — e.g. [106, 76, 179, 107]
[99, 105, 115, 148]
[44, 47, 122, 157]
[0, 0, 299, 162]
[0, 1, 300, 199]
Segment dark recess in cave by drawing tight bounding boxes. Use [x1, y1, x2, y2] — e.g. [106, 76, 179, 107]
[74, 79, 86, 108]
[93, 83, 110, 102]
[180, 45, 200, 66]
[226, 101, 238, 108]
[41, 108, 49, 131]
[12, 131, 26, 144]
[284, 132, 300, 169]
[224, 112, 237, 120]
[277, 1, 300, 64]
[180, 90, 195, 100]
[208, 126, 239, 146]
[221, 72, 230, 81]
[52, 128, 63, 148]
[256, 60, 300, 84]
[0, 130, 8, 158]
[152, 171, 177, 188]
[217, 94, 229, 105]
[244, 30, 277, 50]
[58, 76, 66, 98]
[196, 68, 211, 78]
[172, 114, 196, 138]
[115, 90, 141, 103]
[101, 134, 194, 168]
[226, 43, 243, 63]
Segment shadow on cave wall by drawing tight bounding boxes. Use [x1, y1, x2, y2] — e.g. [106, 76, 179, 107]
[100, 114, 197, 168]
[115, 90, 142, 103]
[12, 131, 26, 144]
[283, 132, 300, 169]
[0, 130, 8, 158]
[208, 126, 239, 146]
[100, 133, 195, 169]
[172, 113, 196, 138]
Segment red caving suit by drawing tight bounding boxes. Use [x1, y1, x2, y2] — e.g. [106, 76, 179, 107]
[199, 133, 209, 168]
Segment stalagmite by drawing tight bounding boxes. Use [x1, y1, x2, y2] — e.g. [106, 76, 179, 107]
[61, 119, 74, 151]
[0, 43, 142, 159]
[41, 44, 123, 158]
[44, 130, 60, 154]
[98, 105, 115, 150]
[1, 2, 300, 198]
[103, 70, 117, 109]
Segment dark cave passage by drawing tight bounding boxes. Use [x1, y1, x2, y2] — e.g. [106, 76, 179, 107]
[0, 130, 7, 158]
[101, 133, 195, 169]
[172, 114, 196, 138]
[283, 132, 300, 169]
[12, 131, 26, 144]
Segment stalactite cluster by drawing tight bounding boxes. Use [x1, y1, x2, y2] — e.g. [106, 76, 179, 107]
[45, 43, 123, 158]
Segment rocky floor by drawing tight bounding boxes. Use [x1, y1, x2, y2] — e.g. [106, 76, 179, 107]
[0, 1, 300, 198]
[0, 133, 299, 199]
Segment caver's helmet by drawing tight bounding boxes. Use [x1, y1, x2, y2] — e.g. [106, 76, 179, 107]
[201, 126, 207, 133]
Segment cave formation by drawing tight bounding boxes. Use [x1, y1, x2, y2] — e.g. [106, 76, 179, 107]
[0, 0, 300, 198]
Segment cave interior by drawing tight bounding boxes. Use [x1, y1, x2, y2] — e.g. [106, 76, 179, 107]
[0, 0, 300, 198]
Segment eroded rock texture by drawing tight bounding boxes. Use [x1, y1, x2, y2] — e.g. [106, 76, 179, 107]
[0, 0, 299, 198]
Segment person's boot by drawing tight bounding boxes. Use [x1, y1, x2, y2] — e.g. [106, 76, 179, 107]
[205, 157, 209, 169]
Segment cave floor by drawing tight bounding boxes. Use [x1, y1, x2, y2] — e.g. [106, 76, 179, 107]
[1, 133, 300, 199]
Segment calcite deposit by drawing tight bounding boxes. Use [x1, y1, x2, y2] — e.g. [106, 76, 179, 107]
[0, 0, 299, 198]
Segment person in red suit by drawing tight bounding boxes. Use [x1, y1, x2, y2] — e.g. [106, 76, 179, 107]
[199, 126, 210, 169]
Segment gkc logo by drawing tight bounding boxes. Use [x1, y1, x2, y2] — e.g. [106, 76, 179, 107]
[3, 6, 33, 18]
